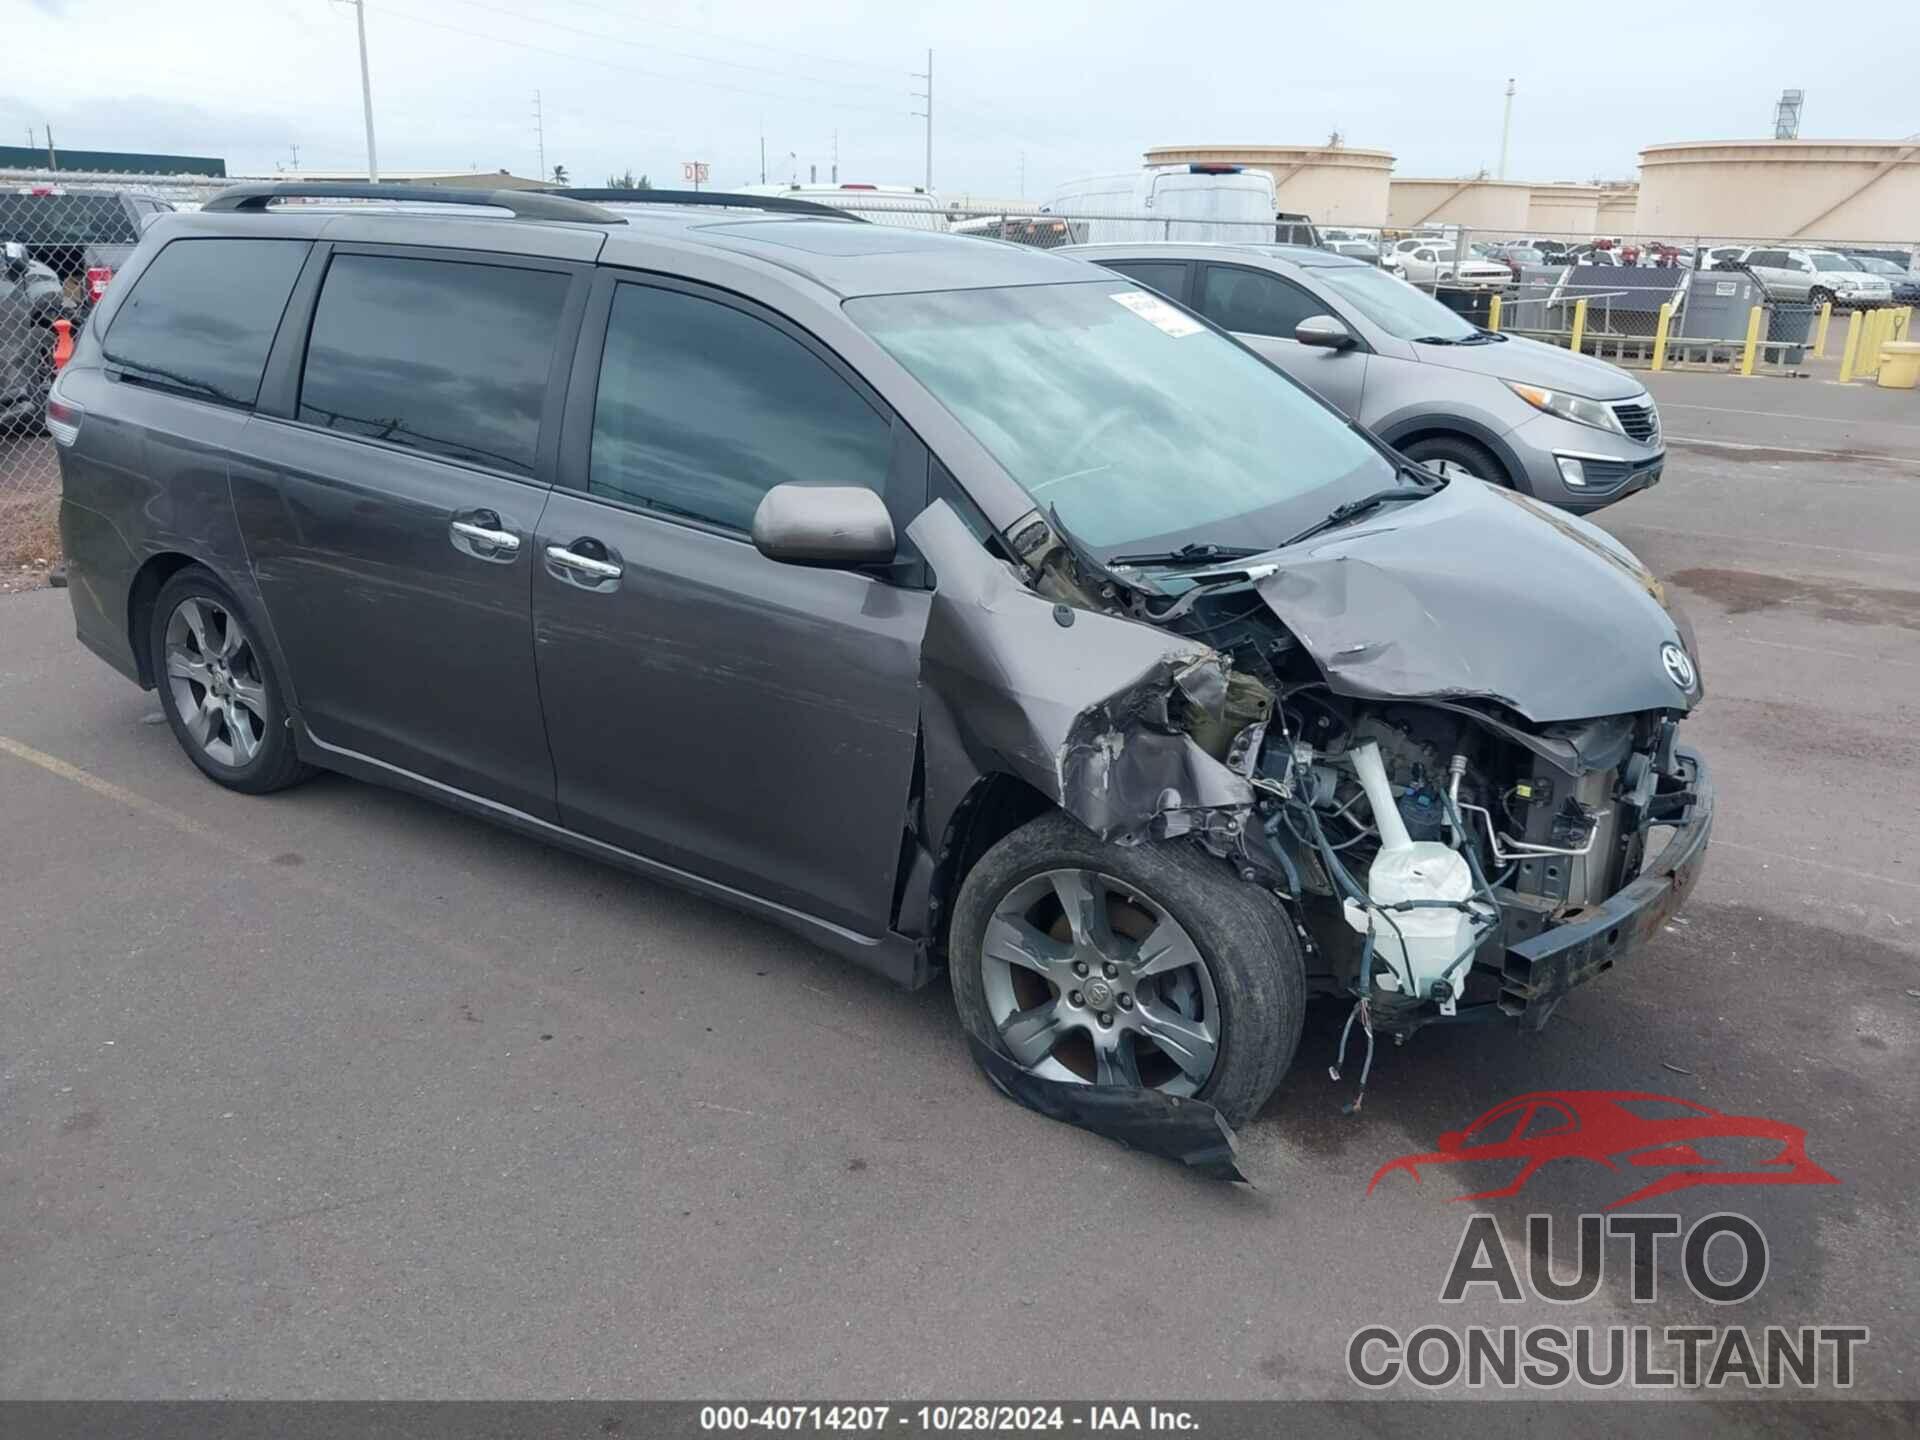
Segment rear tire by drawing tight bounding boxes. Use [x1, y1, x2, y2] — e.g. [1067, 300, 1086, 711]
[950, 811, 1306, 1127]
[148, 566, 313, 795]
[1401, 434, 1512, 488]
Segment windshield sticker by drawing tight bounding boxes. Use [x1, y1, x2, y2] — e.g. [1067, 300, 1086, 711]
[1109, 289, 1205, 338]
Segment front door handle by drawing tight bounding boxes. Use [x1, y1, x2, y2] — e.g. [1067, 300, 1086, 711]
[545, 544, 623, 581]
[451, 519, 521, 552]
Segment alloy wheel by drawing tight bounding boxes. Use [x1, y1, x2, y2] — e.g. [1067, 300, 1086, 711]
[163, 596, 268, 768]
[980, 868, 1220, 1095]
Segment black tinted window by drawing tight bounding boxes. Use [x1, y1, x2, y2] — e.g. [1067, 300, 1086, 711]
[1198, 265, 1325, 338]
[104, 238, 309, 407]
[1102, 260, 1187, 302]
[0, 194, 139, 245]
[1747, 250, 1785, 267]
[588, 283, 891, 531]
[299, 255, 567, 475]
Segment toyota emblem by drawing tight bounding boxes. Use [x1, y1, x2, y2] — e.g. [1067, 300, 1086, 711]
[1661, 642, 1696, 691]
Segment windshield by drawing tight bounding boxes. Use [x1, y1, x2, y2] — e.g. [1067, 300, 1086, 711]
[847, 281, 1396, 555]
[1811, 253, 1858, 272]
[1314, 263, 1478, 341]
[1854, 257, 1902, 276]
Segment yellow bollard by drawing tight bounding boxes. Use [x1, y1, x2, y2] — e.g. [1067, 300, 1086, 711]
[1739, 305, 1762, 376]
[1651, 301, 1672, 372]
[1838, 309, 1863, 383]
[1569, 296, 1588, 354]
[1487, 293, 1501, 333]
[1860, 310, 1886, 380]
[1896, 306, 1913, 342]
[1813, 301, 1833, 357]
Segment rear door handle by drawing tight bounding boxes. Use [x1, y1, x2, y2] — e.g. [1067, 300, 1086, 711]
[451, 519, 520, 552]
[545, 544, 623, 581]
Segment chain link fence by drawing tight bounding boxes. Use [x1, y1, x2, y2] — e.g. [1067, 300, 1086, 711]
[4, 171, 1917, 579]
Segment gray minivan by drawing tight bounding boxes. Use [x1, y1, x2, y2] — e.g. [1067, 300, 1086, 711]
[49, 184, 1709, 1144]
[1063, 241, 1665, 511]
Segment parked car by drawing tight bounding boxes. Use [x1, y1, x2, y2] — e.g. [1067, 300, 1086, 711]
[51, 184, 1710, 1134]
[1062, 240, 1665, 511]
[1737, 246, 1892, 309]
[1395, 242, 1511, 289]
[1482, 242, 1546, 278]
[950, 214, 1079, 249]
[0, 240, 69, 432]
[1702, 245, 1749, 272]
[1326, 239, 1383, 265]
[0, 186, 173, 309]
[1841, 254, 1920, 306]
[1275, 211, 1321, 247]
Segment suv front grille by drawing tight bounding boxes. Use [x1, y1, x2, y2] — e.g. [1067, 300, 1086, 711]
[1613, 399, 1659, 444]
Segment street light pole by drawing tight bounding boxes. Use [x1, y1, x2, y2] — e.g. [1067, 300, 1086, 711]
[347, 0, 380, 182]
[911, 49, 933, 192]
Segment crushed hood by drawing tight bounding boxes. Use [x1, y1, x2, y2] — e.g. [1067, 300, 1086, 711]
[1256, 480, 1700, 724]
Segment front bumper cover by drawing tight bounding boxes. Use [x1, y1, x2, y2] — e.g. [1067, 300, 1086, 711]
[1496, 746, 1712, 1030]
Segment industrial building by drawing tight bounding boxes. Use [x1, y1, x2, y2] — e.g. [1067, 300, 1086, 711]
[1635, 139, 1919, 242]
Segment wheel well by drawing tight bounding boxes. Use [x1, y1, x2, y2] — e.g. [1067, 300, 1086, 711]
[927, 773, 1054, 962]
[1392, 427, 1517, 488]
[126, 553, 200, 688]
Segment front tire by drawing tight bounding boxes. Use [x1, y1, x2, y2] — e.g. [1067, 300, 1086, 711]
[1401, 434, 1511, 488]
[950, 812, 1306, 1127]
[148, 567, 312, 794]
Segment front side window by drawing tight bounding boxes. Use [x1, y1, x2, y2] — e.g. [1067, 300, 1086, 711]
[298, 254, 568, 475]
[1100, 260, 1188, 302]
[1197, 266, 1323, 339]
[588, 283, 893, 532]
[104, 237, 309, 407]
[848, 280, 1394, 556]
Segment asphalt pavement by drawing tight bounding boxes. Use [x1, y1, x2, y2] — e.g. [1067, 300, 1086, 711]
[1, 369, 1917, 1412]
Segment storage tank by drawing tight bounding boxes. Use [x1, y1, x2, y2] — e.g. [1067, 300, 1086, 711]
[1387, 177, 1532, 234]
[1637, 141, 1920, 243]
[1143, 144, 1393, 225]
[1527, 183, 1601, 238]
[1595, 184, 1639, 236]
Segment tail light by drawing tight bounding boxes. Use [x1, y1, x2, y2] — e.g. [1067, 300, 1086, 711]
[46, 389, 84, 448]
[86, 266, 114, 302]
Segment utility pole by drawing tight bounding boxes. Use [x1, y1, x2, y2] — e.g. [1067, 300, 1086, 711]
[45, 125, 56, 171]
[1497, 77, 1515, 181]
[910, 49, 933, 192]
[759, 119, 766, 183]
[1018, 149, 1026, 200]
[533, 91, 546, 182]
[339, 0, 380, 182]
[290, 141, 301, 171]
[831, 129, 838, 184]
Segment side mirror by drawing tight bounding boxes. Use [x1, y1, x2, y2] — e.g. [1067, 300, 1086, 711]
[1296, 314, 1355, 350]
[2, 241, 26, 279]
[751, 483, 896, 568]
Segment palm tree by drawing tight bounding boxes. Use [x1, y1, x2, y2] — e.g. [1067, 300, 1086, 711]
[551, 164, 569, 185]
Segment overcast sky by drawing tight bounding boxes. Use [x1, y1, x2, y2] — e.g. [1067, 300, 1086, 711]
[3, 0, 1912, 200]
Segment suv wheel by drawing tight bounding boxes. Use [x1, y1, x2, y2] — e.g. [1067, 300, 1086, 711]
[1809, 286, 1835, 311]
[149, 567, 312, 794]
[950, 811, 1305, 1127]
[1402, 434, 1510, 488]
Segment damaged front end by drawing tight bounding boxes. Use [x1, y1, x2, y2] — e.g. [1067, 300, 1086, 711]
[910, 477, 1711, 1151]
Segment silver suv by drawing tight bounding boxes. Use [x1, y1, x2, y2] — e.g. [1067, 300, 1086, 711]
[1062, 242, 1665, 511]
[1736, 246, 1893, 310]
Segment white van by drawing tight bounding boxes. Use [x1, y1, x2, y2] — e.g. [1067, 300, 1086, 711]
[1047, 165, 1280, 245]
[736, 183, 948, 232]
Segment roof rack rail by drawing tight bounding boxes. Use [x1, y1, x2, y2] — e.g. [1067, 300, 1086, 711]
[542, 187, 866, 222]
[201, 182, 624, 223]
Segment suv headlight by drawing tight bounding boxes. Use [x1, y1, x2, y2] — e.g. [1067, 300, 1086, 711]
[1504, 381, 1623, 435]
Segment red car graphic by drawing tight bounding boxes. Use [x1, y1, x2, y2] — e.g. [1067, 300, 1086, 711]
[1367, 1091, 1837, 1210]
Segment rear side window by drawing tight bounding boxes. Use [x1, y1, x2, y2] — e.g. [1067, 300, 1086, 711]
[586, 283, 892, 532]
[1197, 265, 1324, 339]
[1101, 260, 1189, 303]
[103, 238, 309, 407]
[298, 254, 568, 476]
